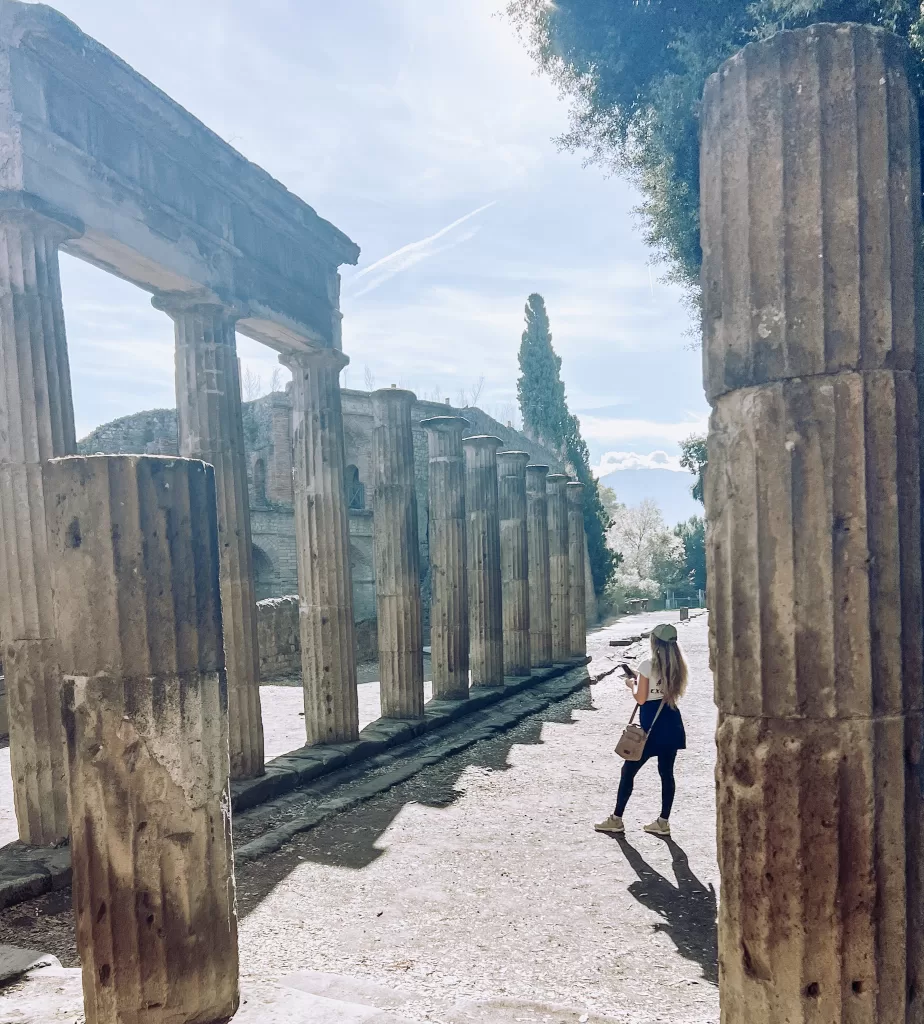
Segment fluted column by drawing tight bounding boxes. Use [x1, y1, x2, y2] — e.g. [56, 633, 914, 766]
[463, 436, 504, 687]
[284, 348, 359, 744]
[546, 474, 571, 662]
[420, 415, 469, 700]
[372, 388, 424, 718]
[0, 211, 76, 846]
[497, 452, 531, 677]
[702, 24, 924, 1023]
[567, 481, 587, 658]
[46, 455, 238, 1024]
[157, 296, 263, 780]
[525, 465, 553, 668]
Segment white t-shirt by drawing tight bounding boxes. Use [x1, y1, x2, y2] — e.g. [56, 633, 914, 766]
[636, 658, 664, 701]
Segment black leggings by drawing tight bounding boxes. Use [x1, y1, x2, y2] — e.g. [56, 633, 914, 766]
[614, 749, 678, 819]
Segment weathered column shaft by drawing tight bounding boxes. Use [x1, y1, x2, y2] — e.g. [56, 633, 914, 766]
[701, 24, 924, 1023]
[47, 455, 238, 1024]
[0, 213, 76, 845]
[163, 299, 263, 780]
[567, 482, 587, 658]
[421, 416, 469, 700]
[497, 452, 531, 677]
[525, 465, 553, 668]
[464, 436, 504, 686]
[286, 349, 359, 744]
[372, 389, 424, 718]
[546, 474, 571, 662]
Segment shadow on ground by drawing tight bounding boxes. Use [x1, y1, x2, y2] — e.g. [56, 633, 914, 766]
[612, 833, 717, 984]
[233, 689, 598, 919]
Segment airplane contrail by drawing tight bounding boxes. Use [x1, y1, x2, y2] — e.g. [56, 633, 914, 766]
[351, 200, 497, 295]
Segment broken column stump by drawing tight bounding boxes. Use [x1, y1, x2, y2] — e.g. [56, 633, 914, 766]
[464, 436, 504, 687]
[421, 416, 470, 700]
[46, 455, 239, 1024]
[497, 451, 531, 677]
[701, 24, 924, 1023]
[372, 388, 425, 718]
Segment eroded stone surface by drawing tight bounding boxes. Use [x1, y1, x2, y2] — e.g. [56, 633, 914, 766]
[45, 455, 238, 1024]
[546, 475, 571, 663]
[701, 23, 924, 1022]
[525, 465, 553, 668]
[566, 482, 586, 659]
[420, 417, 470, 701]
[497, 452, 531, 677]
[464, 437, 504, 687]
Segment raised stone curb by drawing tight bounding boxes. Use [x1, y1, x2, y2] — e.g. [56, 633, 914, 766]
[0, 657, 590, 911]
[234, 660, 609, 864]
[230, 659, 586, 812]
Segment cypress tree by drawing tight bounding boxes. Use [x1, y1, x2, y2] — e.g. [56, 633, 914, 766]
[517, 294, 568, 447]
[516, 294, 616, 596]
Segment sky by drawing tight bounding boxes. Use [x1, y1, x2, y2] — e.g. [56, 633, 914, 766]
[46, 0, 708, 523]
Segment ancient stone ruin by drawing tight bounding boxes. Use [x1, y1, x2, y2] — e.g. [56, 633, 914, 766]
[0, 4, 597, 1017]
[702, 22, 924, 1022]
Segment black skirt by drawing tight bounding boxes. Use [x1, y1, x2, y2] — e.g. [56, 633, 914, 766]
[640, 700, 686, 754]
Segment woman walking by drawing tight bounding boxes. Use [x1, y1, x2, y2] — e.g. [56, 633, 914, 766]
[595, 622, 688, 836]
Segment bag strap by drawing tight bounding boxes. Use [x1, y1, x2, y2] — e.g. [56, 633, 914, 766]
[648, 698, 667, 730]
[626, 702, 639, 726]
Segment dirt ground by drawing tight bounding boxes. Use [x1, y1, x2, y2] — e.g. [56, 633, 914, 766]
[0, 611, 718, 1023]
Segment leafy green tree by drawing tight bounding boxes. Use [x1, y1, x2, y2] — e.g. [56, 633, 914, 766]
[675, 515, 707, 593]
[679, 434, 708, 504]
[506, 1, 924, 293]
[516, 293, 616, 595]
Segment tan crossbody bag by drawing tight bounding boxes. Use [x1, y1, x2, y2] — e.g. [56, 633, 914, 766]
[615, 699, 666, 761]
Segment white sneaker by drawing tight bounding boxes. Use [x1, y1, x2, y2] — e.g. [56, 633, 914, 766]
[594, 815, 625, 834]
[643, 817, 671, 836]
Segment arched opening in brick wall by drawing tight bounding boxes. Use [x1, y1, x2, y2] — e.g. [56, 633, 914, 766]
[252, 544, 276, 602]
[345, 464, 365, 510]
[253, 457, 267, 504]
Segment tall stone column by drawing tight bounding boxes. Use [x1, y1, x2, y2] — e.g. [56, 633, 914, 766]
[420, 415, 469, 700]
[525, 465, 553, 668]
[546, 474, 571, 662]
[46, 455, 238, 1024]
[372, 388, 424, 718]
[284, 348, 359, 744]
[158, 296, 263, 780]
[0, 211, 76, 845]
[567, 481, 587, 658]
[701, 24, 924, 1022]
[497, 452, 531, 677]
[463, 436, 504, 687]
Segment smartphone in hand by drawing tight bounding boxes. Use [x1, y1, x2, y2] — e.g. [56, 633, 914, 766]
[617, 662, 636, 680]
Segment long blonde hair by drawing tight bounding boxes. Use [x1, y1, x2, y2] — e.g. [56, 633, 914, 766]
[650, 635, 688, 708]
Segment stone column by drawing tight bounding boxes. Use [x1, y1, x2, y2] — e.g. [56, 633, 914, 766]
[546, 474, 571, 662]
[157, 296, 263, 780]
[284, 348, 359, 744]
[420, 416, 469, 700]
[567, 481, 587, 658]
[702, 24, 924, 1022]
[497, 452, 531, 677]
[463, 436, 504, 687]
[372, 388, 424, 718]
[46, 455, 238, 1024]
[0, 211, 76, 846]
[525, 465, 553, 668]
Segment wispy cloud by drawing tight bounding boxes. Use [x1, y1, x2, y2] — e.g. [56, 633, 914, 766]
[593, 450, 686, 478]
[350, 201, 497, 296]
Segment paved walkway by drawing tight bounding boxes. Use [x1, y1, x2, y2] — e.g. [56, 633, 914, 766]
[0, 610, 718, 1023]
